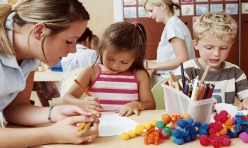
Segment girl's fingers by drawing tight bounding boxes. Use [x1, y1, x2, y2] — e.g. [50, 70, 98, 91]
[133, 109, 139, 116]
[125, 110, 133, 117]
[119, 110, 128, 117]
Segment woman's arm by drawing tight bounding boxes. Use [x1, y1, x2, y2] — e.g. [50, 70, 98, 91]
[4, 71, 51, 125]
[4, 71, 100, 125]
[0, 115, 99, 147]
[2, 70, 101, 147]
[148, 38, 189, 70]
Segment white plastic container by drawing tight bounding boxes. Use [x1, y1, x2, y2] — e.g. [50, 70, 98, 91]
[162, 84, 215, 123]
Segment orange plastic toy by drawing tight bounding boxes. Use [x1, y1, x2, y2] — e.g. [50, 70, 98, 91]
[144, 127, 160, 145]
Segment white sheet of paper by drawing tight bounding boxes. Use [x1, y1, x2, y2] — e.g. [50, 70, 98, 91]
[99, 114, 139, 137]
[215, 103, 248, 117]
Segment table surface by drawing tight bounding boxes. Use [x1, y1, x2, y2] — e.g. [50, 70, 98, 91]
[34, 69, 63, 82]
[31, 110, 246, 148]
[34, 69, 153, 82]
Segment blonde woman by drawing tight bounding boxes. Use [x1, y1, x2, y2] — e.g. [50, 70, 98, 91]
[0, 0, 100, 147]
[144, 0, 195, 87]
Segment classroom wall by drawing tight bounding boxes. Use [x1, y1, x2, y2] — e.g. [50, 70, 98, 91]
[80, 0, 116, 38]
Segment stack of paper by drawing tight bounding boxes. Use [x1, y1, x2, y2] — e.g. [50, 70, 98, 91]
[99, 114, 139, 137]
[215, 103, 248, 117]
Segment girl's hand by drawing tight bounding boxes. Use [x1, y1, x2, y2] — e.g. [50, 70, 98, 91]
[115, 101, 140, 117]
[51, 105, 101, 122]
[48, 115, 99, 144]
[237, 98, 248, 110]
[81, 96, 104, 111]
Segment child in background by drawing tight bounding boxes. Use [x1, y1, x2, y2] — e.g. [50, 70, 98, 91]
[91, 34, 99, 50]
[174, 11, 248, 110]
[63, 22, 156, 116]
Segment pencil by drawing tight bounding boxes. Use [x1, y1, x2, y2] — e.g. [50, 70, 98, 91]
[76, 122, 87, 132]
[169, 71, 183, 91]
[74, 79, 93, 133]
[180, 63, 185, 89]
[174, 82, 180, 91]
[199, 65, 210, 84]
[81, 114, 96, 135]
[190, 76, 199, 101]
[74, 79, 91, 96]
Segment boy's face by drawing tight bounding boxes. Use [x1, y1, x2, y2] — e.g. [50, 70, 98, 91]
[193, 35, 234, 71]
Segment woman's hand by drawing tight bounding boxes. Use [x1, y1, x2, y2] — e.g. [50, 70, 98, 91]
[143, 60, 156, 70]
[115, 101, 141, 117]
[47, 115, 99, 144]
[51, 105, 101, 122]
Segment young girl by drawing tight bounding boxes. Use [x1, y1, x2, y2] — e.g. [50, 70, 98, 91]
[63, 22, 156, 117]
[144, 0, 195, 87]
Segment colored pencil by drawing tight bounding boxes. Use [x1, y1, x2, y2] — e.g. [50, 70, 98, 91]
[199, 65, 210, 84]
[169, 71, 183, 91]
[74, 79, 91, 96]
[74, 79, 94, 133]
[81, 114, 96, 135]
[180, 63, 186, 89]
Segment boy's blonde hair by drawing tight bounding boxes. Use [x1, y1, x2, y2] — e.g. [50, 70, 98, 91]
[193, 11, 237, 42]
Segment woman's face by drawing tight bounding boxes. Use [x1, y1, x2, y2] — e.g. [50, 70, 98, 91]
[43, 21, 88, 66]
[145, 4, 164, 23]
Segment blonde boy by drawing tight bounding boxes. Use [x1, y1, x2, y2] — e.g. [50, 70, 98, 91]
[174, 11, 248, 110]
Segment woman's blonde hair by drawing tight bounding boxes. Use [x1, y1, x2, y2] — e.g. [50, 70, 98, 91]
[193, 11, 237, 42]
[0, 0, 90, 56]
[144, 0, 180, 13]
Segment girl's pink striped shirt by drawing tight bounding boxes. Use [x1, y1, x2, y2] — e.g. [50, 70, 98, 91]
[88, 65, 139, 110]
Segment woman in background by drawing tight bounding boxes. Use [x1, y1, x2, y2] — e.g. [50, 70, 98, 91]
[144, 0, 195, 87]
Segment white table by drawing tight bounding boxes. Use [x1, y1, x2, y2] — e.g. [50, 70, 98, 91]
[34, 69, 63, 82]
[30, 110, 247, 148]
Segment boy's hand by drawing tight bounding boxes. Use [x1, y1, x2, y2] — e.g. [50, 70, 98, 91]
[237, 98, 248, 110]
[115, 102, 140, 117]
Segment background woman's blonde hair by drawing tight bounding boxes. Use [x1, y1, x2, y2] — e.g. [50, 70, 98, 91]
[193, 11, 237, 42]
[0, 0, 89, 56]
[144, 0, 180, 13]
